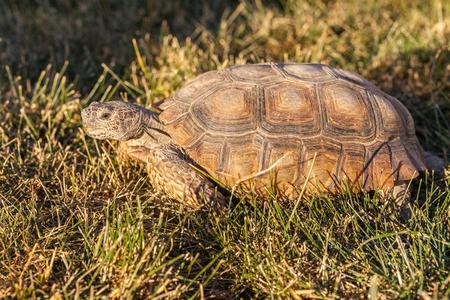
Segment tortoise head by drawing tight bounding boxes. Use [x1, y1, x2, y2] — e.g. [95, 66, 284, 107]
[81, 101, 150, 141]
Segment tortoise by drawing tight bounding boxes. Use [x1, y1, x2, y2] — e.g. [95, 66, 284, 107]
[81, 63, 444, 210]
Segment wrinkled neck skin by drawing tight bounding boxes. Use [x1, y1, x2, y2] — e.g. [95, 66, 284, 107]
[127, 109, 174, 149]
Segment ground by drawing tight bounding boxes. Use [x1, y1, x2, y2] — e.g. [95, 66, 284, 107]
[0, 0, 449, 298]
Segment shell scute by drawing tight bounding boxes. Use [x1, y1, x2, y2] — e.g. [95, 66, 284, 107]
[340, 144, 366, 189]
[299, 138, 342, 190]
[164, 115, 204, 148]
[262, 138, 302, 182]
[227, 64, 281, 83]
[365, 143, 395, 189]
[159, 100, 189, 124]
[220, 135, 265, 183]
[191, 85, 258, 134]
[281, 63, 336, 82]
[372, 93, 404, 135]
[321, 82, 376, 140]
[261, 82, 320, 136]
[333, 68, 375, 87]
[187, 135, 223, 177]
[175, 70, 227, 101]
[386, 95, 416, 137]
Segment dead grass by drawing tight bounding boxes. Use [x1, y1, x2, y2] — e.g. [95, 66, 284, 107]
[0, 0, 449, 298]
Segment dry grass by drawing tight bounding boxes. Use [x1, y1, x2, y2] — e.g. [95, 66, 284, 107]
[0, 0, 449, 298]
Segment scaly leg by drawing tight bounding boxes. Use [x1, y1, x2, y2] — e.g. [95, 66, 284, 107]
[380, 181, 412, 220]
[423, 151, 446, 175]
[392, 181, 412, 220]
[118, 141, 226, 209]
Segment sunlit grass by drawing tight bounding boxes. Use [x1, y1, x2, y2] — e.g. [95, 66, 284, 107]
[0, 0, 449, 298]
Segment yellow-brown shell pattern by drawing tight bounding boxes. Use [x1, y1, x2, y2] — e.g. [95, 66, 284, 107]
[159, 63, 426, 198]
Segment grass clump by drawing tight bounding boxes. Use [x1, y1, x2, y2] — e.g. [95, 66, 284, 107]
[0, 0, 449, 298]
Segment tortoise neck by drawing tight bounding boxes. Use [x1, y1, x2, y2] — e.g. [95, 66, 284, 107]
[140, 109, 173, 146]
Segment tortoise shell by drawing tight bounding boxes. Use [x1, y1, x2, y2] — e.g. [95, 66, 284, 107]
[159, 63, 426, 197]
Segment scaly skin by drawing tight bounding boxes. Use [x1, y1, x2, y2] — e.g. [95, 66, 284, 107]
[119, 141, 225, 208]
[81, 101, 225, 208]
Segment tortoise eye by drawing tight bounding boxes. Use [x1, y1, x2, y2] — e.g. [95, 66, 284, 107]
[100, 112, 111, 119]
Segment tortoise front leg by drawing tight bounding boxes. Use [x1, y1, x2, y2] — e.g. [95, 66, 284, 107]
[118, 142, 226, 209]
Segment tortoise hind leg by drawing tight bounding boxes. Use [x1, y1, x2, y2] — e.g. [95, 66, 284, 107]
[392, 181, 412, 220]
[384, 152, 447, 220]
[423, 151, 446, 175]
[380, 181, 412, 220]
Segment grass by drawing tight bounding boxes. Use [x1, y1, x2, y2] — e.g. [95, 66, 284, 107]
[0, 0, 449, 298]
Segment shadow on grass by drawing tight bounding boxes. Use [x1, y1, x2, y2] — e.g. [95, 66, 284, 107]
[0, 0, 240, 88]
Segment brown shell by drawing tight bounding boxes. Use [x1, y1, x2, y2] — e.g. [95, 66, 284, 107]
[159, 63, 426, 197]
